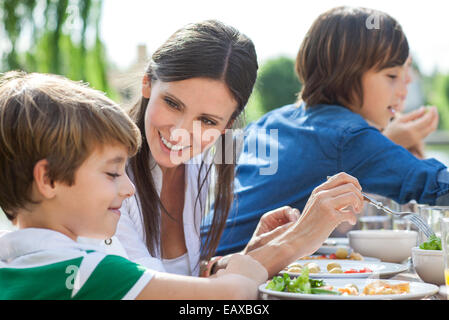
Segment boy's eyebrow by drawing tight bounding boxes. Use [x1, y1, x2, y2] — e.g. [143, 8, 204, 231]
[165, 92, 225, 121]
[105, 156, 126, 164]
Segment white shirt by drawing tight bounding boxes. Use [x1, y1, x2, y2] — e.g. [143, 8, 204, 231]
[115, 154, 211, 276]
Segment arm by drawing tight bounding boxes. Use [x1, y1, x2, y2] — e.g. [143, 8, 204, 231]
[136, 254, 268, 300]
[342, 124, 449, 205]
[213, 173, 363, 278]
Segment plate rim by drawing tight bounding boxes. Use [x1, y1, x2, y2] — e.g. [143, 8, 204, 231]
[281, 259, 408, 279]
[259, 278, 439, 300]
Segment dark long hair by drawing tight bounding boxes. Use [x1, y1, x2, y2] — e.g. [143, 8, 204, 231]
[127, 20, 258, 261]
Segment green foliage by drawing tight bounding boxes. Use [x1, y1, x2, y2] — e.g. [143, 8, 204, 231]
[0, 0, 115, 97]
[255, 56, 301, 112]
[424, 72, 449, 130]
[244, 56, 301, 125]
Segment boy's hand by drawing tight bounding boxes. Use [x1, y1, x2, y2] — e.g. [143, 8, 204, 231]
[384, 106, 439, 154]
[215, 253, 268, 284]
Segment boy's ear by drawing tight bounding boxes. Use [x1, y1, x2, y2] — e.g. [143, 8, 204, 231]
[142, 74, 151, 99]
[33, 159, 56, 199]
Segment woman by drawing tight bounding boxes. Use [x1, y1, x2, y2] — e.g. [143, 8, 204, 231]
[114, 19, 363, 278]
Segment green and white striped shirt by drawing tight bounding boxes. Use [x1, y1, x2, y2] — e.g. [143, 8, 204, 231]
[0, 228, 154, 300]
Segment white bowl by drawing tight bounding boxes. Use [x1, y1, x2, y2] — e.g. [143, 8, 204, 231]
[348, 230, 417, 263]
[411, 247, 445, 285]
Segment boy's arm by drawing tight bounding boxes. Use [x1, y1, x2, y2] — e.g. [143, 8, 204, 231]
[136, 253, 267, 300]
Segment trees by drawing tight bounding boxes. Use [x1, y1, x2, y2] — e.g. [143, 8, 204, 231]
[244, 56, 301, 124]
[0, 0, 114, 98]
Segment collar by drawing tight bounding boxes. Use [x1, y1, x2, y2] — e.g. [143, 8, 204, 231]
[0, 228, 101, 262]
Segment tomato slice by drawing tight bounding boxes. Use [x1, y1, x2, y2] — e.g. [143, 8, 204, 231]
[343, 268, 358, 273]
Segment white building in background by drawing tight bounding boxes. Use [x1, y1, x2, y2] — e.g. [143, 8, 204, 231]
[404, 66, 425, 112]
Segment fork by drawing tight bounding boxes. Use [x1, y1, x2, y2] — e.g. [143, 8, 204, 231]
[362, 192, 435, 238]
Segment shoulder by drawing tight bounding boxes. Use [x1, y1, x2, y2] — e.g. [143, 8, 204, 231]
[305, 104, 371, 131]
[73, 252, 153, 300]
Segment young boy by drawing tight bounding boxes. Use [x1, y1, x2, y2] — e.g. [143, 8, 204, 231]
[0, 71, 267, 299]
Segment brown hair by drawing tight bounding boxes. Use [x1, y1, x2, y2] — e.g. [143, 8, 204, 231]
[0, 71, 141, 220]
[127, 20, 258, 261]
[296, 6, 409, 108]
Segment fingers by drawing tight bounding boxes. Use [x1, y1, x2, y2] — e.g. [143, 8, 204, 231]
[398, 107, 426, 122]
[263, 206, 300, 224]
[314, 172, 362, 196]
[412, 106, 439, 137]
[318, 184, 364, 212]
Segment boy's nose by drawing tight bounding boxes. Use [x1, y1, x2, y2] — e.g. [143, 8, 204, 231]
[120, 174, 135, 198]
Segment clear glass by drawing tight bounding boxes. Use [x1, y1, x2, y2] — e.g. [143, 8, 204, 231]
[357, 193, 392, 230]
[393, 200, 412, 231]
[418, 204, 432, 244]
[440, 217, 449, 293]
[429, 206, 449, 238]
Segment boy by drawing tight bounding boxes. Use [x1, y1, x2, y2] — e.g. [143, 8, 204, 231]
[0, 71, 267, 299]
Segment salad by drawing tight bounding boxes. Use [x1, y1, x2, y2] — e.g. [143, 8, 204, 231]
[419, 235, 442, 250]
[266, 267, 341, 295]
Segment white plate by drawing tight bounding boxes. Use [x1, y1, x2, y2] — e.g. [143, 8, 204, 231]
[315, 238, 351, 255]
[259, 278, 439, 300]
[281, 259, 408, 279]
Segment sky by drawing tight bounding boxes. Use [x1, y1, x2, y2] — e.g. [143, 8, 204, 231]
[100, 0, 449, 75]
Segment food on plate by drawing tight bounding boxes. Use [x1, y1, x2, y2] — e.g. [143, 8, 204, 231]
[343, 267, 372, 274]
[285, 262, 372, 274]
[266, 267, 340, 295]
[419, 235, 442, 250]
[287, 263, 303, 273]
[335, 247, 349, 259]
[304, 262, 320, 273]
[300, 251, 364, 260]
[328, 267, 344, 274]
[337, 283, 359, 295]
[326, 262, 342, 271]
[349, 252, 364, 260]
[362, 280, 410, 295]
[266, 269, 410, 297]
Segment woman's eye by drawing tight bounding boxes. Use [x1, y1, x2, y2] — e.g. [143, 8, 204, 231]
[164, 98, 180, 110]
[200, 117, 217, 126]
[387, 75, 398, 79]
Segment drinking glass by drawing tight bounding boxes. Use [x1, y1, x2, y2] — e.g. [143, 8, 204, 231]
[441, 217, 449, 292]
[418, 204, 432, 244]
[429, 206, 449, 237]
[357, 193, 392, 230]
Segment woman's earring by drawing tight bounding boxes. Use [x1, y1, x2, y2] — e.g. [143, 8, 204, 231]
[104, 238, 112, 245]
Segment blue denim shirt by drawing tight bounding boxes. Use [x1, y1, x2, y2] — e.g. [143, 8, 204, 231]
[201, 103, 449, 255]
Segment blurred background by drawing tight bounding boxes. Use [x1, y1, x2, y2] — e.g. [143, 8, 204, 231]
[1, 0, 449, 230]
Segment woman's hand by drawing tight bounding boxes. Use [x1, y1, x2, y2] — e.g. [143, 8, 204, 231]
[383, 106, 439, 158]
[244, 172, 364, 277]
[242, 206, 300, 254]
[288, 172, 364, 257]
